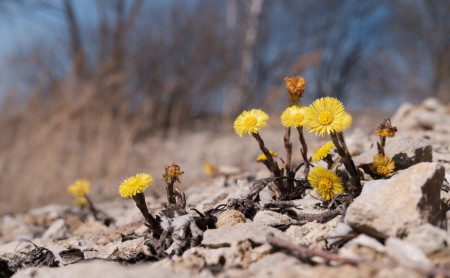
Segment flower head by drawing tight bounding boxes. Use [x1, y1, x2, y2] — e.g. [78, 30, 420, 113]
[281, 105, 308, 128]
[163, 162, 184, 185]
[376, 119, 397, 137]
[234, 109, 269, 137]
[203, 162, 217, 178]
[312, 141, 335, 163]
[285, 76, 306, 105]
[119, 173, 153, 198]
[72, 196, 88, 207]
[307, 166, 344, 200]
[336, 112, 353, 132]
[256, 150, 277, 162]
[305, 97, 345, 137]
[68, 179, 90, 196]
[370, 154, 395, 177]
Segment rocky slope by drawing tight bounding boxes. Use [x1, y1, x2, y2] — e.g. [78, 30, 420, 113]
[1, 98, 450, 278]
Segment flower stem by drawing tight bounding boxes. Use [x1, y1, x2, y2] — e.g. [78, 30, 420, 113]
[377, 136, 386, 156]
[324, 154, 334, 169]
[283, 127, 293, 178]
[85, 195, 99, 221]
[132, 192, 162, 235]
[330, 132, 362, 197]
[296, 126, 310, 177]
[252, 132, 285, 194]
[166, 182, 176, 205]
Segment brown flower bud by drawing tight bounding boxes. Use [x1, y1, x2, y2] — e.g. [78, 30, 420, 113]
[163, 162, 184, 185]
[285, 76, 306, 105]
[376, 119, 397, 137]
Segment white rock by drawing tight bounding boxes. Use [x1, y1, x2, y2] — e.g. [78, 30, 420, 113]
[346, 163, 444, 238]
[353, 136, 432, 171]
[359, 177, 396, 198]
[326, 222, 354, 246]
[13, 260, 192, 278]
[201, 223, 292, 247]
[285, 216, 340, 249]
[253, 211, 292, 226]
[344, 234, 386, 253]
[404, 224, 450, 255]
[385, 237, 431, 269]
[41, 219, 70, 240]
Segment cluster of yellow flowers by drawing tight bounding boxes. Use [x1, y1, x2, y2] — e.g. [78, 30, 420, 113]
[234, 97, 352, 139]
[67, 179, 91, 207]
[234, 79, 360, 199]
[233, 77, 358, 200]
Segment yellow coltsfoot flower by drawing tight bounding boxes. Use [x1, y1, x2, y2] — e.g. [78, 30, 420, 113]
[203, 162, 217, 178]
[307, 166, 344, 200]
[68, 179, 91, 196]
[281, 105, 308, 128]
[72, 196, 88, 207]
[305, 97, 345, 137]
[256, 150, 277, 162]
[336, 112, 353, 132]
[119, 173, 153, 198]
[370, 154, 395, 177]
[312, 141, 335, 163]
[234, 109, 269, 137]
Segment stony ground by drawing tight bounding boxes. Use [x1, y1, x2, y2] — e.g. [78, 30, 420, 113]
[1, 98, 450, 278]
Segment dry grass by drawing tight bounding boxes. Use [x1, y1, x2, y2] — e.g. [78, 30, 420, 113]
[0, 82, 390, 216]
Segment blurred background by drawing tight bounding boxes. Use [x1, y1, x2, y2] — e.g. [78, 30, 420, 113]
[0, 0, 449, 216]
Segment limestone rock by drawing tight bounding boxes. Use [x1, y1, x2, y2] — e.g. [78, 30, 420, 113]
[106, 238, 150, 261]
[326, 222, 354, 247]
[391, 99, 450, 132]
[201, 223, 292, 247]
[285, 216, 340, 249]
[41, 219, 70, 240]
[247, 252, 310, 277]
[63, 240, 109, 260]
[13, 260, 192, 278]
[404, 224, 450, 255]
[386, 237, 431, 269]
[346, 162, 444, 238]
[253, 210, 292, 226]
[353, 136, 432, 171]
[359, 177, 395, 198]
[1, 215, 33, 242]
[216, 209, 246, 228]
[343, 234, 386, 254]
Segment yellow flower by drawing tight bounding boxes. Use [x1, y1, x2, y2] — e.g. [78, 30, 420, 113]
[280, 105, 307, 127]
[67, 179, 91, 196]
[307, 166, 344, 200]
[370, 154, 395, 177]
[285, 76, 306, 105]
[256, 150, 277, 162]
[234, 109, 269, 137]
[72, 196, 88, 207]
[312, 141, 335, 162]
[119, 173, 153, 198]
[305, 97, 345, 137]
[203, 162, 217, 178]
[336, 112, 352, 132]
